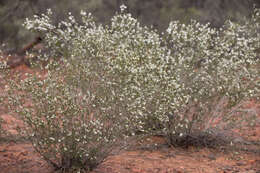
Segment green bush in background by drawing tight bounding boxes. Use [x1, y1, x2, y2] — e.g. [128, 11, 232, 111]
[1, 0, 259, 49]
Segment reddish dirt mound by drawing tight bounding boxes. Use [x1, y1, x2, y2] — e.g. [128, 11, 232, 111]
[0, 65, 259, 173]
[95, 145, 260, 173]
[0, 142, 53, 173]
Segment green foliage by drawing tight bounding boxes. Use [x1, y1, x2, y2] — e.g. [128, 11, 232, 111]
[1, 5, 260, 172]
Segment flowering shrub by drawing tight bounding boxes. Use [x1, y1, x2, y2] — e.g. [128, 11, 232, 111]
[160, 15, 260, 145]
[0, 21, 125, 172]
[1, 5, 260, 171]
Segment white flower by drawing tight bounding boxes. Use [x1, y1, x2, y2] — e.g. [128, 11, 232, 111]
[120, 4, 127, 12]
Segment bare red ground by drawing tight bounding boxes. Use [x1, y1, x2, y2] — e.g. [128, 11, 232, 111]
[0, 65, 259, 173]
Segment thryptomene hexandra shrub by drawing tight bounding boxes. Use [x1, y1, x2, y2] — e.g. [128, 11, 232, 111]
[1, 5, 260, 171]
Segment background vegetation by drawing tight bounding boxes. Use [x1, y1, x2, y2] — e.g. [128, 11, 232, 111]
[1, 0, 260, 50]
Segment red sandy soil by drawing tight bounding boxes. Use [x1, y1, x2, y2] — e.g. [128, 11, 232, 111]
[0, 65, 259, 173]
